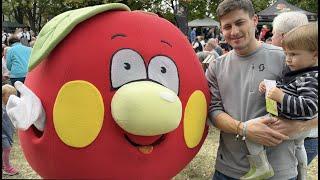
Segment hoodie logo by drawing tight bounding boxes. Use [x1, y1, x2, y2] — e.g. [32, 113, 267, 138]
[259, 64, 265, 71]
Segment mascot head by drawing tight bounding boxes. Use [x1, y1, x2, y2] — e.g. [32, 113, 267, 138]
[21, 3, 210, 179]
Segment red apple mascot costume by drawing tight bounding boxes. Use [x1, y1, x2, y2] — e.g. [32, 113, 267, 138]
[6, 3, 210, 179]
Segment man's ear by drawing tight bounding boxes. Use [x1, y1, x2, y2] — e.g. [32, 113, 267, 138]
[252, 14, 258, 27]
[312, 51, 318, 61]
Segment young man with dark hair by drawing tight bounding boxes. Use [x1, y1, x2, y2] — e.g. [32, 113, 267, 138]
[206, 0, 317, 179]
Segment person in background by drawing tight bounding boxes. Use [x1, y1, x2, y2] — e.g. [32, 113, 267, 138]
[199, 36, 206, 48]
[2, 30, 9, 45]
[192, 36, 204, 53]
[206, 0, 318, 179]
[19, 27, 30, 47]
[14, 28, 23, 39]
[22, 27, 31, 43]
[207, 27, 216, 39]
[271, 11, 308, 47]
[2, 44, 10, 85]
[271, 11, 318, 166]
[211, 38, 223, 56]
[2, 84, 19, 175]
[196, 38, 220, 71]
[259, 24, 272, 42]
[190, 28, 197, 44]
[6, 35, 32, 86]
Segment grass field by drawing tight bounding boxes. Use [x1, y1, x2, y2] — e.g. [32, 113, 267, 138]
[2, 127, 318, 179]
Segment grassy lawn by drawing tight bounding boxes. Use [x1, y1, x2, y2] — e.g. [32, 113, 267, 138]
[2, 127, 318, 179]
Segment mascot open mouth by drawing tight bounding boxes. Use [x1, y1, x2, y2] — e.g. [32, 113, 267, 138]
[31, 125, 44, 138]
[124, 134, 166, 154]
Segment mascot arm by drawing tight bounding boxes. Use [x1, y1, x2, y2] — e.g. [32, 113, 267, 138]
[6, 81, 46, 131]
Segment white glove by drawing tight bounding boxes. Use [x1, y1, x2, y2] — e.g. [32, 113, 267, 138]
[6, 81, 46, 131]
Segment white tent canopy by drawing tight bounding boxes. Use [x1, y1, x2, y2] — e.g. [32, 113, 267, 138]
[188, 17, 220, 27]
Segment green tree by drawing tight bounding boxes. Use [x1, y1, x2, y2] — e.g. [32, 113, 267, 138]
[2, 0, 317, 33]
[3, 0, 25, 24]
[252, 0, 273, 14]
[286, 0, 318, 13]
[2, 0, 67, 32]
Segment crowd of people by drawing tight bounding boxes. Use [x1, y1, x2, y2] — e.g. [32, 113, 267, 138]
[2, 27, 35, 175]
[188, 27, 233, 71]
[189, 27, 233, 55]
[2, 27, 37, 48]
[1, 0, 318, 179]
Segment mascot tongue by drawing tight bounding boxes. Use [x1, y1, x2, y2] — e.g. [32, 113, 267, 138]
[126, 133, 162, 154]
[138, 146, 153, 154]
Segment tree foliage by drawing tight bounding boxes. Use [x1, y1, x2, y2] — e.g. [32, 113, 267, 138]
[286, 0, 318, 13]
[252, 0, 273, 14]
[2, 0, 318, 33]
[3, 0, 69, 32]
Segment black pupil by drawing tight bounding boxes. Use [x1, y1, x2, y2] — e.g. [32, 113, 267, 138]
[124, 63, 131, 70]
[161, 67, 166, 73]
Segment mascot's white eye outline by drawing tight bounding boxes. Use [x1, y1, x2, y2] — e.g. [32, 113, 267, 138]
[110, 48, 147, 89]
[148, 55, 179, 94]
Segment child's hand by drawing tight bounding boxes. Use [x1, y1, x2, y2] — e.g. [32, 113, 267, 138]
[267, 87, 284, 103]
[259, 81, 266, 93]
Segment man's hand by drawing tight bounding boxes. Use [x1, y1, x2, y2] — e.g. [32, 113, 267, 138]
[245, 117, 289, 146]
[267, 87, 284, 103]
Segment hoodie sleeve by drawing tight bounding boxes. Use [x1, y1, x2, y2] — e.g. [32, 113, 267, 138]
[205, 58, 225, 124]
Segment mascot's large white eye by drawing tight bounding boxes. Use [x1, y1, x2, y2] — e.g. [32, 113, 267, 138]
[111, 49, 147, 88]
[148, 56, 179, 94]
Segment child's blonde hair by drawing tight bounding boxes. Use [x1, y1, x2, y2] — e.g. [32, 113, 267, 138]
[2, 84, 17, 98]
[282, 23, 318, 52]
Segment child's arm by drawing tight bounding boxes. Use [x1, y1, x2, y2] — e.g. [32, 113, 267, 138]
[267, 87, 284, 103]
[268, 76, 318, 118]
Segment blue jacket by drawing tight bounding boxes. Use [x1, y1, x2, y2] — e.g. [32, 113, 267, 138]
[6, 42, 32, 78]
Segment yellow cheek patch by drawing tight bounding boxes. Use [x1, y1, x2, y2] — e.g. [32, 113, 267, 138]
[183, 90, 207, 148]
[53, 80, 104, 148]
